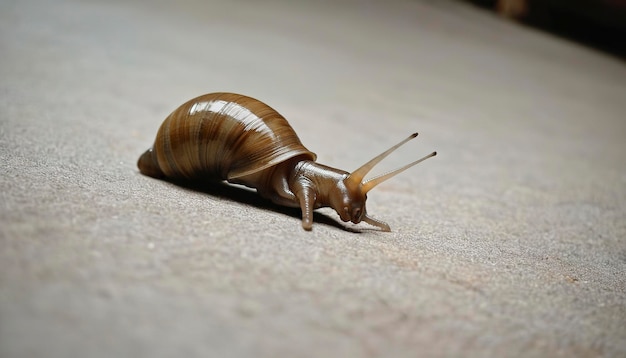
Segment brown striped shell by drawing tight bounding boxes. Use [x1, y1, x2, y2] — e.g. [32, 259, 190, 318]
[138, 92, 316, 181]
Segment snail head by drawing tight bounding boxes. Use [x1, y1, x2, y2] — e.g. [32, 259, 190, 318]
[336, 133, 436, 231]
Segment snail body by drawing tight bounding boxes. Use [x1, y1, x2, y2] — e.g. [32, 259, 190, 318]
[138, 92, 436, 231]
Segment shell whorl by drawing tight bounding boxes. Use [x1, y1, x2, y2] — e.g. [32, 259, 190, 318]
[138, 92, 316, 181]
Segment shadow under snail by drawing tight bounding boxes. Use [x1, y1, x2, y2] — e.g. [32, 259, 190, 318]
[138, 92, 436, 231]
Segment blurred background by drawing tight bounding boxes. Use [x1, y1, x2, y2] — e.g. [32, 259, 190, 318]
[464, 0, 626, 58]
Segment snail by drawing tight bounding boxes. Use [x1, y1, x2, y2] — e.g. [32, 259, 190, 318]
[138, 92, 436, 231]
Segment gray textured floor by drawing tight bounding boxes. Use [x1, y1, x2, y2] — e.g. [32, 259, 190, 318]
[1, 0, 625, 357]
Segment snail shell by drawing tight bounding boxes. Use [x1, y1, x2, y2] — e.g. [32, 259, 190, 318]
[138, 92, 316, 181]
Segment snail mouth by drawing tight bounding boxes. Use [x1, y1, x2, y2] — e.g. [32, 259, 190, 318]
[354, 208, 362, 222]
[339, 207, 363, 224]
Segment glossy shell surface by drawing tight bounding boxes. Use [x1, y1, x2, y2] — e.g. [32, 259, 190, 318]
[142, 92, 316, 180]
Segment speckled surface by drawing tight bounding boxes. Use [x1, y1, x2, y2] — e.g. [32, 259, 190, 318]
[1, 0, 625, 357]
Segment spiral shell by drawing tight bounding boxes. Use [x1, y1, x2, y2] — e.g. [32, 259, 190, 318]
[138, 92, 316, 181]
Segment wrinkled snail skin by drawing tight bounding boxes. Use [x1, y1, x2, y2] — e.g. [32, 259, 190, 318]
[138, 92, 437, 231]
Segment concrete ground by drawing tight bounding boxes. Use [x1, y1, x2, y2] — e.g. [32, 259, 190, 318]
[1, 0, 625, 357]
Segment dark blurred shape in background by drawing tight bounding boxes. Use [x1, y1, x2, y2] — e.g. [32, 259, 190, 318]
[465, 0, 626, 59]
